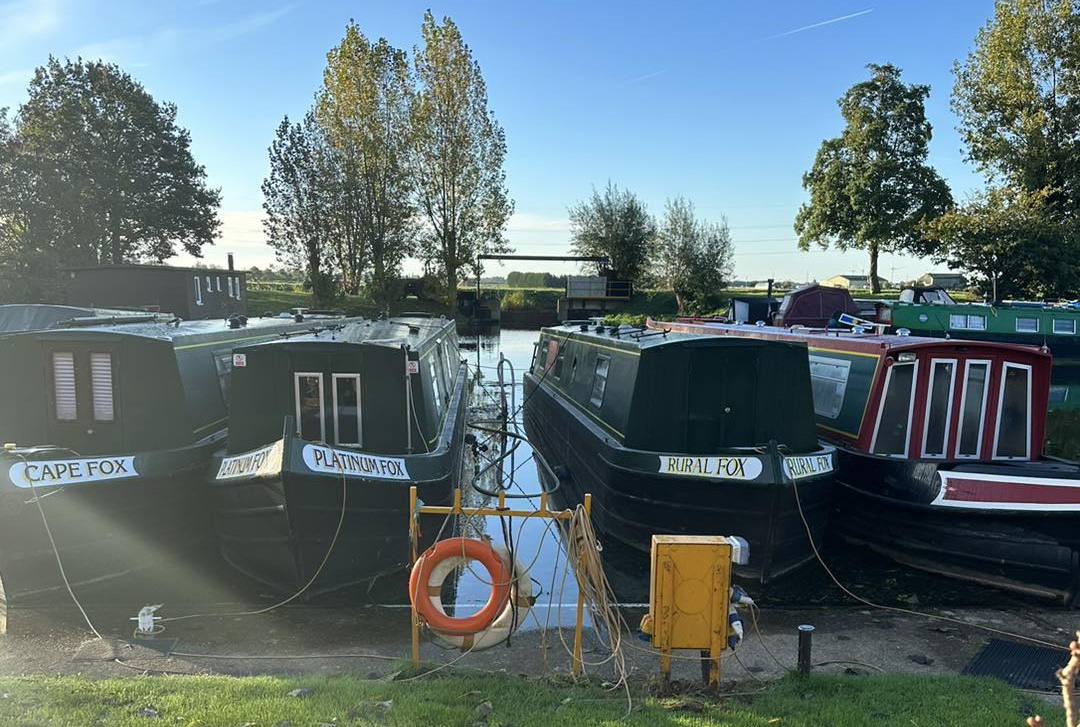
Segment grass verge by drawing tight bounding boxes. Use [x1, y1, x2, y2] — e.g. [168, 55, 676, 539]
[0, 672, 1056, 727]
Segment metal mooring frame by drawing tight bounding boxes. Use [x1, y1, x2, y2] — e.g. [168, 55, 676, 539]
[408, 486, 592, 676]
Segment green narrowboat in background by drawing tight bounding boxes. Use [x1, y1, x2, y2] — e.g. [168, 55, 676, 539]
[879, 287, 1080, 358]
[209, 316, 467, 597]
[662, 312, 1080, 604]
[0, 305, 353, 604]
[522, 322, 836, 584]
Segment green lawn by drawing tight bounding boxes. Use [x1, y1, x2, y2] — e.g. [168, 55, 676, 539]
[0, 672, 1055, 727]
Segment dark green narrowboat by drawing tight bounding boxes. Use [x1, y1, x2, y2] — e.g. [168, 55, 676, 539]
[0, 307, 353, 603]
[522, 322, 836, 583]
[209, 316, 466, 597]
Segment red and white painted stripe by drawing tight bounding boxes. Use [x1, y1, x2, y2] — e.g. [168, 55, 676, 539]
[934, 471, 1080, 511]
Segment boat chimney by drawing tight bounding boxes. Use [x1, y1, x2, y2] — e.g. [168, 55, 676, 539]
[227, 253, 235, 271]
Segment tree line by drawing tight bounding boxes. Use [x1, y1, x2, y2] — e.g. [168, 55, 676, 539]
[262, 14, 512, 308]
[567, 182, 735, 313]
[797, 0, 1080, 300]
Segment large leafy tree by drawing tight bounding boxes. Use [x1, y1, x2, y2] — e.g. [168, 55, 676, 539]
[948, 0, 1080, 298]
[12, 57, 221, 267]
[953, 0, 1080, 198]
[568, 182, 656, 282]
[261, 112, 340, 305]
[653, 197, 734, 311]
[412, 12, 513, 299]
[924, 186, 1067, 300]
[795, 63, 952, 293]
[319, 23, 415, 308]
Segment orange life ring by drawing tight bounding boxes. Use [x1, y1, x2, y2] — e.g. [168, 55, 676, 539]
[409, 537, 512, 636]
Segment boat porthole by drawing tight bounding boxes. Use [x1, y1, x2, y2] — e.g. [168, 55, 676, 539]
[918, 314, 928, 322]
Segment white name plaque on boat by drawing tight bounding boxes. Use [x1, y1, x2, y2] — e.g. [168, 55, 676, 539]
[216, 441, 282, 480]
[8, 456, 138, 489]
[657, 455, 763, 481]
[302, 444, 411, 481]
[782, 455, 834, 480]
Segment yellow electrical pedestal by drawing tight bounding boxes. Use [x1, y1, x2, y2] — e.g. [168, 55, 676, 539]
[639, 534, 748, 689]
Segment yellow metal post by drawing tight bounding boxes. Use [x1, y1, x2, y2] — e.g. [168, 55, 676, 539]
[571, 493, 592, 677]
[409, 485, 419, 668]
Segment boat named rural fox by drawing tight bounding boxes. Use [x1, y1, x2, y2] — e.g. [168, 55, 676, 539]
[522, 321, 836, 583]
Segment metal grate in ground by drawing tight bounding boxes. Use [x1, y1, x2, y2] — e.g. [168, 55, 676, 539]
[962, 638, 1068, 692]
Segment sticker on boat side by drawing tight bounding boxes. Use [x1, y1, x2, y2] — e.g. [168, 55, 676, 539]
[782, 455, 834, 480]
[657, 455, 763, 481]
[301, 444, 411, 481]
[8, 456, 138, 488]
[216, 441, 282, 480]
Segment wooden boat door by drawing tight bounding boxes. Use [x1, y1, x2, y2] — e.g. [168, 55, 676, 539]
[43, 343, 124, 455]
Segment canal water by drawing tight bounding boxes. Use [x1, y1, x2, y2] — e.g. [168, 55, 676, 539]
[447, 327, 1071, 627]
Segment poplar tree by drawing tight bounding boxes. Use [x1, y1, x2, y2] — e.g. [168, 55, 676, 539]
[319, 22, 415, 307]
[412, 12, 513, 299]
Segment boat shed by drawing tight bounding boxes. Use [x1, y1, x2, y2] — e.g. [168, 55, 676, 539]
[64, 264, 247, 320]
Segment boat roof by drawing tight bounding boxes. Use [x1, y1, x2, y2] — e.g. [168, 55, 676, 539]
[0, 303, 151, 333]
[243, 315, 455, 350]
[4, 311, 355, 347]
[540, 320, 798, 352]
[652, 318, 1052, 359]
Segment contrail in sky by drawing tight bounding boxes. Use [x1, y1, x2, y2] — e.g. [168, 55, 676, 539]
[758, 8, 874, 42]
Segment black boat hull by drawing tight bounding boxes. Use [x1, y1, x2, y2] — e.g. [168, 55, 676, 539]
[523, 373, 835, 583]
[831, 447, 1080, 603]
[211, 374, 467, 598]
[0, 440, 220, 604]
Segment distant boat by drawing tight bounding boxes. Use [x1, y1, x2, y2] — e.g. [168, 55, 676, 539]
[522, 321, 836, 583]
[209, 316, 466, 597]
[660, 304, 1080, 605]
[0, 307, 350, 603]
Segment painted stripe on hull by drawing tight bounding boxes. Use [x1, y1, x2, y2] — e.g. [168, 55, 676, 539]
[936, 471, 1080, 511]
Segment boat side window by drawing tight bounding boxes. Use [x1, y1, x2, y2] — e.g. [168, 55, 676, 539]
[216, 276, 222, 292]
[1050, 385, 1069, 404]
[920, 359, 956, 457]
[227, 276, 235, 298]
[332, 374, 361, 447]
[535, 339, 548, 373]
[89, 352, 115, 422]
[956, 360, 990, 457]
[570, 356, 578, 384]
[214, 353, 232, 406]
[949, 313, 985, 331]
[553, 350, 566, 380]
[808, 355, 850, 419]
[1054, 318, 1076, 335]
[994, 363, 1032, 459]
[206, 276, 212, 295]
[441, 340, 454, 385]
[194, 276, 204, 306]
[51, 352, 78, 421]
[545, 339, 559, 374]
[590, 355, 610, 408]
[430, 359, 442, 414]
[294, 373, 325, 442]
[1015, 317, 1039, 333]
[871, 361, 917, 457]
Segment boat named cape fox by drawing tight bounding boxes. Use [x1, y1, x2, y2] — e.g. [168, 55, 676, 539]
[0, 305, 350, 603]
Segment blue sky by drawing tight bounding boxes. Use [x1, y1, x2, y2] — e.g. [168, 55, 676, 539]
[0, 0, 995, 282]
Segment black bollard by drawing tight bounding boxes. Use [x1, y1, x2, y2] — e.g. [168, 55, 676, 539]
[797, 624, 815, 675]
